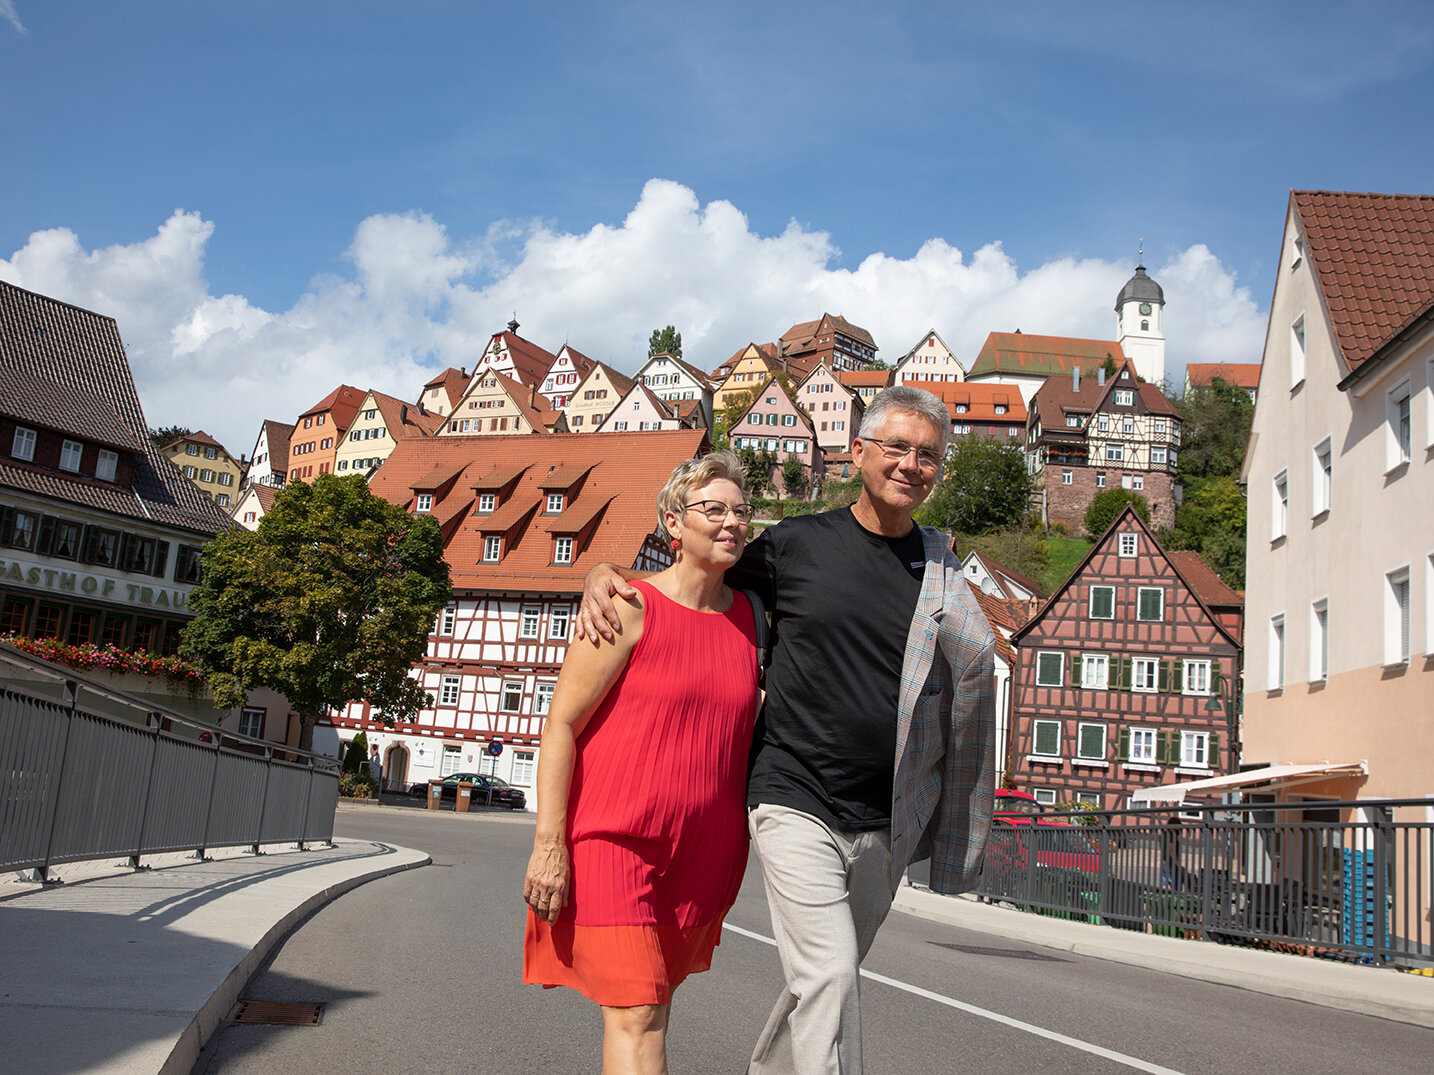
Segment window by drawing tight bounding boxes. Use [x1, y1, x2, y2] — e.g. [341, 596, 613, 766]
[1270, 615, 1286, 690]
[1061, 469, 1072, 485]
[440, 605, 456, 635]
[239, 708, 265, 738]
[783, 414, 796, 426]
[1097, 416, 1110, 432]
[1123, 416, 1134, 435]
[1127, 727, 1156, 764]
[1077, 723, 1106, 760]
[1131, 475, 1143, 490]
[1036, 651, 1064, 687]
[186, 443, 200, 455]
[1065, 415, 1081, 428]
[520, 607, 541, 638]
[182, 465, 197, 478]
[534, 682, 556, 716]
[1082, 654, 1109, 689]
[83, 526, 120, 567]
[1386, 567, 1411, 665]
[200, 469, 215, 482]
[549, 607, 571, 640]
[244, 511, 256, 523]
[416, 493, 432, 513]
[59, 440, 83, 472]
[500, 681, 524, 712]
[1312, 438, 1332, 516]
[1089, 586, 1115, 619]
[554, 536, 573, 565]
[50, 520, 81, 559]
[1181, 731, 1210, 769]
[205, 446, 217, 460]
[96, 450, 118, 481]
[1311, 598, 1329, 681]
[440, 675, 461, 706]
[1183, 659, 1211, 695]
[1133, 657, 1159, 692]
[1105, 444, 1124, 462]
[216, 493, 230, 508]
[1151, 446, 1167, 465]
[1033, 788, 1057, 805]
[218, 472, 233, 486]
[546, 493, 564, 513]
[484, 536, 501, 562]
[1387, 382, 1412, 470]
[11, 426, 37, 461]
[1137, 587, 1164, 621]
[4, 509, 37, 549]
[1290, 315, 1306, 388]
[479, 493, 496, 513]
[441, 744, 461, 777]
[1153, 418, 1167, 435]
[1032, 719, 1061, 758]
[1096, 472, 1106, 489]
[1115, 390, 1133, 406]
[1272, 470, 1288, 540]
[512, 750, 536, 785]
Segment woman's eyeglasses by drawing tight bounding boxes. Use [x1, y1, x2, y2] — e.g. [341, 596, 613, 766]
[684, 500, 755, 524]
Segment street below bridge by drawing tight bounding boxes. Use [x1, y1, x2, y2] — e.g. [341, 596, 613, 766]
[191, 807, 1430, 1074]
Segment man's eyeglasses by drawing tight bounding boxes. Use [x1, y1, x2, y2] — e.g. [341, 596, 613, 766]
[685, 500, 755, 524]
[860, 437, 943, 470]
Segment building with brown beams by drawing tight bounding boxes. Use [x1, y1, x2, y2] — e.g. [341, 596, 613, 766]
[778, 313, 877, 376]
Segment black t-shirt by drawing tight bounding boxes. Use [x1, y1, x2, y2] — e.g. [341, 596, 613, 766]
[726, 507, 926, 831]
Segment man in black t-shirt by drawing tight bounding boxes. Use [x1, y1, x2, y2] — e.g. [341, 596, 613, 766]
[580, 387, 996, 1074]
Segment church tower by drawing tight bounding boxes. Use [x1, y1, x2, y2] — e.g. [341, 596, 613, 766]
[1115, 256, 1166, 387]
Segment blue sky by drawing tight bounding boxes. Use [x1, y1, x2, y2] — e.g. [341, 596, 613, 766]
[4, 1, 1433, 450]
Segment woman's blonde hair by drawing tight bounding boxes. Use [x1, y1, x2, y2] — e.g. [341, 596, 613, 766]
[656, 450, 749, 539]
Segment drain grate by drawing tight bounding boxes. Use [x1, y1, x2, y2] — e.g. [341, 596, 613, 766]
[231, 1000, 325, 1026]
[930, 942, 1066, 962]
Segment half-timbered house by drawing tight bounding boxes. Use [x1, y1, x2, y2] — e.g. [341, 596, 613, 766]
[1008, 506, 1242, 809]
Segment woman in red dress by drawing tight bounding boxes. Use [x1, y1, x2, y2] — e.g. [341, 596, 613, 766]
[523, 451, 760, 1074]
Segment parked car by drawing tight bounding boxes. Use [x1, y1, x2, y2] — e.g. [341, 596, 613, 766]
[408, 772, 527, 810]
[990, 789, 1100, 874]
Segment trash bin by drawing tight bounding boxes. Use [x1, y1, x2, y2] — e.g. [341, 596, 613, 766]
[455, 780, 474, 813]
[427, 779, 444, 810]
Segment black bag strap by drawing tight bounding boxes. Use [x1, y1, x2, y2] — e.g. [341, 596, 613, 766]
[741, 589, 769, 686]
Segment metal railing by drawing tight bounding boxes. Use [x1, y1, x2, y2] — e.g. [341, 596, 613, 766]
[1, 643, 339, 880]
[975, 800, 1434, 968]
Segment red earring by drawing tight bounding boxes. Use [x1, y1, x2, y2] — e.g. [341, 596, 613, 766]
[670, 539, 680, 550]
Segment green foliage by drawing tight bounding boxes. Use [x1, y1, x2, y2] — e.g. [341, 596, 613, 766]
[917, 437, 1034, 534]
[867, 358, 891, 371]
[950, 527, 1050, 588]
[737, 445, 779, 497]
[1157, 475, 1248, 589]
[338, 771, 376, 798]
[820, 475, 862, 507]
[648, 325, 682, 359]
[712, 389, 754, 449]
[1039, 535, 1095, 594]
[781, 456, 808, 499]
[1083, 488, 1150, 538]
[1055, 800, 1102, 826]
[342, 731, 370, 776]
[181, 473, 453, 751]
[150, 425, 193, 451]
[1176, 378, 1254, 481]
[771, 371, 800, 406]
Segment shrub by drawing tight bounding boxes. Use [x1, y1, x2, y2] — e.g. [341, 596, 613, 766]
[339, 772, 375, 798]
[1083, 489, 1150, 538]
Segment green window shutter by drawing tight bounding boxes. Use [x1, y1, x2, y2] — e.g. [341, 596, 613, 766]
[0, 506, 13, 545]
[1091, 586, 1113, 619]
[118, 533, 136, 572]
[1209, 733, 1221, 768]
[1156, 730, 1171, 764]
[1071, 656, 1083, 687]
[1171, 661, 1183, 693]
[35, 515, 56, 555]
[1158, 659, 1170, 692]
[152, 541, 170, 579]
[1118, 726, 1131, 761]
[1118, 656, 1133, 690]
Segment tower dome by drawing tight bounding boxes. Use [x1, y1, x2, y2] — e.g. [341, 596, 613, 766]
[1115, 264, 1164, 310]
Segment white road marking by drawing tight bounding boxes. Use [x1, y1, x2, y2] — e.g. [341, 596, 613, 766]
[722, 922, 1186, 1075]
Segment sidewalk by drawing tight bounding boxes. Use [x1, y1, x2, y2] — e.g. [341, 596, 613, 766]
[892, 884, 1434, 1028]
[0, 837, 428, 1075]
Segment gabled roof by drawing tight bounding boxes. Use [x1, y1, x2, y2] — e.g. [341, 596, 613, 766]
[260, 420, 295, 471]
[968, 333, 1127, 379]
[837, 369, 893, 388]
[470, 463, 531, 490]
[1030, 361, 1179, 432]
[0, 280, 230, 534]
[711, 342, 779, 381]
[968, 549, 1045, 601]
[1292, 190, 1434, 375]
[578, 361, 636, 397]
[730, 377, 817, 434]
[639, 351, 714, 388]
[368, 391, 444, 439]
[367, 430, 707, 591]
[898, 328, 959, 364]
[300, 384, 366, 431]
[966, 582, 1019, 668]
[0, 365, 142, 452]
[1185, 363, 1261, 389]
[553, 344, 598, 375]
[488, 330, 559, 388]
[922, 381, 1028, 423]
[1166, 551, 1243, 609]
[171, 429, 226, 451]
[781, 313, 877, 352]
[421, 367, 469, 408]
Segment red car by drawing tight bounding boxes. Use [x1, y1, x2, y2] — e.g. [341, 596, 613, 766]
[990, 789, 1100, 874]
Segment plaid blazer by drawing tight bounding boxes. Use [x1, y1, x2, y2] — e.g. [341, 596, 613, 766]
[888, 527, 997, 894]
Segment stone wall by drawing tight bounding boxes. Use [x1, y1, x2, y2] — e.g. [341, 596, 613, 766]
[1041, 466, 1177, 534]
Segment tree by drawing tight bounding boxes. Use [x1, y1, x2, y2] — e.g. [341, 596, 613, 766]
[1084, 488, 1150, 537]
[1175, 378, 1254, 481]
[868, 358, 891, 371]
[150, 425, 192, 451]
[648, 325, 682, 359]
[737, 446, 778, 497]
[781, 457, 808, 499]
[181, 473, 453, 752]
[917, 437, 1033, 534]
[712, 390, 754, 449]
[1157, 474, 1248, 588]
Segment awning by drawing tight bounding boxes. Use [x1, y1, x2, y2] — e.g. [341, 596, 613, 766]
[1129, 762, 1367, 805]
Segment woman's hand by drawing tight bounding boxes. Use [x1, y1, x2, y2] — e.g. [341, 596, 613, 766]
[524, 835, 570, 926]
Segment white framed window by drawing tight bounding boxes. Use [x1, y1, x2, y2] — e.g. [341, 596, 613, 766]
[1097, 415, 1110, 432]
[441, 744, 462, 777]
[554, 536, 573, 565]
[1077, 722, 1107, 760]
[1133, 657, 1159, 692]
[1115, 389, 1134, 406]
[1181, 731, 1211, 769]
[1106, 444, 1124, 462]
[478, 493, 496, 512]
[1032, 719, 1061, 758]
[1066, 415, 1081, 428]
[238, 707, 265, 738]
[1137, 587, 1164, 622]
[500, 681, 524, 712]
[1290, 315, 1306, 388]
[218, 472, 233, 486]
[1122, 416, 1135, 435]
[1183, 659, 1211, 695]
[1089, 586, 1114, 619]
[416, 492, 433, 513]
[1272, 470, 1288, 540]
[1132, 475, 1143, 490]
[1075, 792, 1100, 808]
[216, 493, 230, 507]
[200, 469, 215, 482]
[439, 675, 461, 706]
[484, 535, 501, 562]
[549, 607, 571, 640]
[533, 682, 556, 716]
[59, 439, 83, 472]
[1033, 788, 1058, 805]
[1387, 381, 1412, 471]
[1119, 532, 1137, 558]
[93, 449, 118, 481]
[1082, 654, 1109, 689]
[440, 605, 456, 635]
[11, 426, 37, 461]
[1036, 651, 1064, 687]
[1096, 472, 1107, 489]
[1310, 598, 1329, 682]
[1151, 446, 1167, 465]
[1061, 469, 1072, 485]
[519, 607, 541, 639]
[512, 750, 536, 786]
[1128, 727, 1156, 764]
[1385, 566, 1411, 666]
[1312, 437, 1332, 516]
[1270, 614, 1286, 690]
[547, 493, 564, 513]
[783, 414, 796, 426]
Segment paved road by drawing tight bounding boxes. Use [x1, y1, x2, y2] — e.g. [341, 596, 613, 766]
[191, 809, 1432, 1074]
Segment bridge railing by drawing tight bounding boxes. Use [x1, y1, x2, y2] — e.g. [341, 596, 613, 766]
[974, 799, 1434, 969]
[0, 643, 339, 880]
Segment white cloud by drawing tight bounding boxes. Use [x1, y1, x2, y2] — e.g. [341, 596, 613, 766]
[0, 179, 1266, 453]
[1, 1, 25, 36]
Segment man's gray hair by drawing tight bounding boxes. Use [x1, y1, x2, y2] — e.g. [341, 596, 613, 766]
[655, 450, 749, 538]
[857, 385, 951, 453]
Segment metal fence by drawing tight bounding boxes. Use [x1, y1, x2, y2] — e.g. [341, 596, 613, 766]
[976, 800, 1434, 968]
[1, 644, 339, 880]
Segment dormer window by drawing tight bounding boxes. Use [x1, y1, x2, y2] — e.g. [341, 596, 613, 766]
[60, 440, 83, 472]
[11, 426, 36, 461]
[554, 537, 573, 564]
[416, 493, 433, 513]
[1065, 415, 1081, 428]
[547, 493, 564, 513]
[955, 404, 968, 414]
[186, 444, 199, 456]
[994, 405, 1006, 415]
[1115, 390, 1134, 406]
[483, 535, 501, 562]
[479, 493, 496, 513]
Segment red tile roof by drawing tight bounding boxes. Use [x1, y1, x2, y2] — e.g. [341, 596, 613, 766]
[1185, 363, 1261, 389]
[491, 331, 559, 388]
[261, 420, 294, 471]
[968, 333, 1127, 378]
[922, 381, 1029, 423]
[1167, 551, 1243, 609]
[371, 391, 444, 439]
[1292, 190, 1434, 372]
[422, 367, 469, 409]
[837, 370, 893, 388]
[966, 582, 1018, 668]
[367, 430, 707, 592]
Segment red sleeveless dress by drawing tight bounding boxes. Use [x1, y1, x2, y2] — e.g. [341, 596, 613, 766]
[523, 580, 759, 1006]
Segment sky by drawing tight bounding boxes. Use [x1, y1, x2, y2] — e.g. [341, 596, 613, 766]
[3, 1, 1433, 452]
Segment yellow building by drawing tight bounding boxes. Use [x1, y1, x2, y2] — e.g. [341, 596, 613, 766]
[162, 430, 244, 511]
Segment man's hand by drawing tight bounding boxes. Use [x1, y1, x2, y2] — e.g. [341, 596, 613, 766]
[575, 562, 640, 644]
